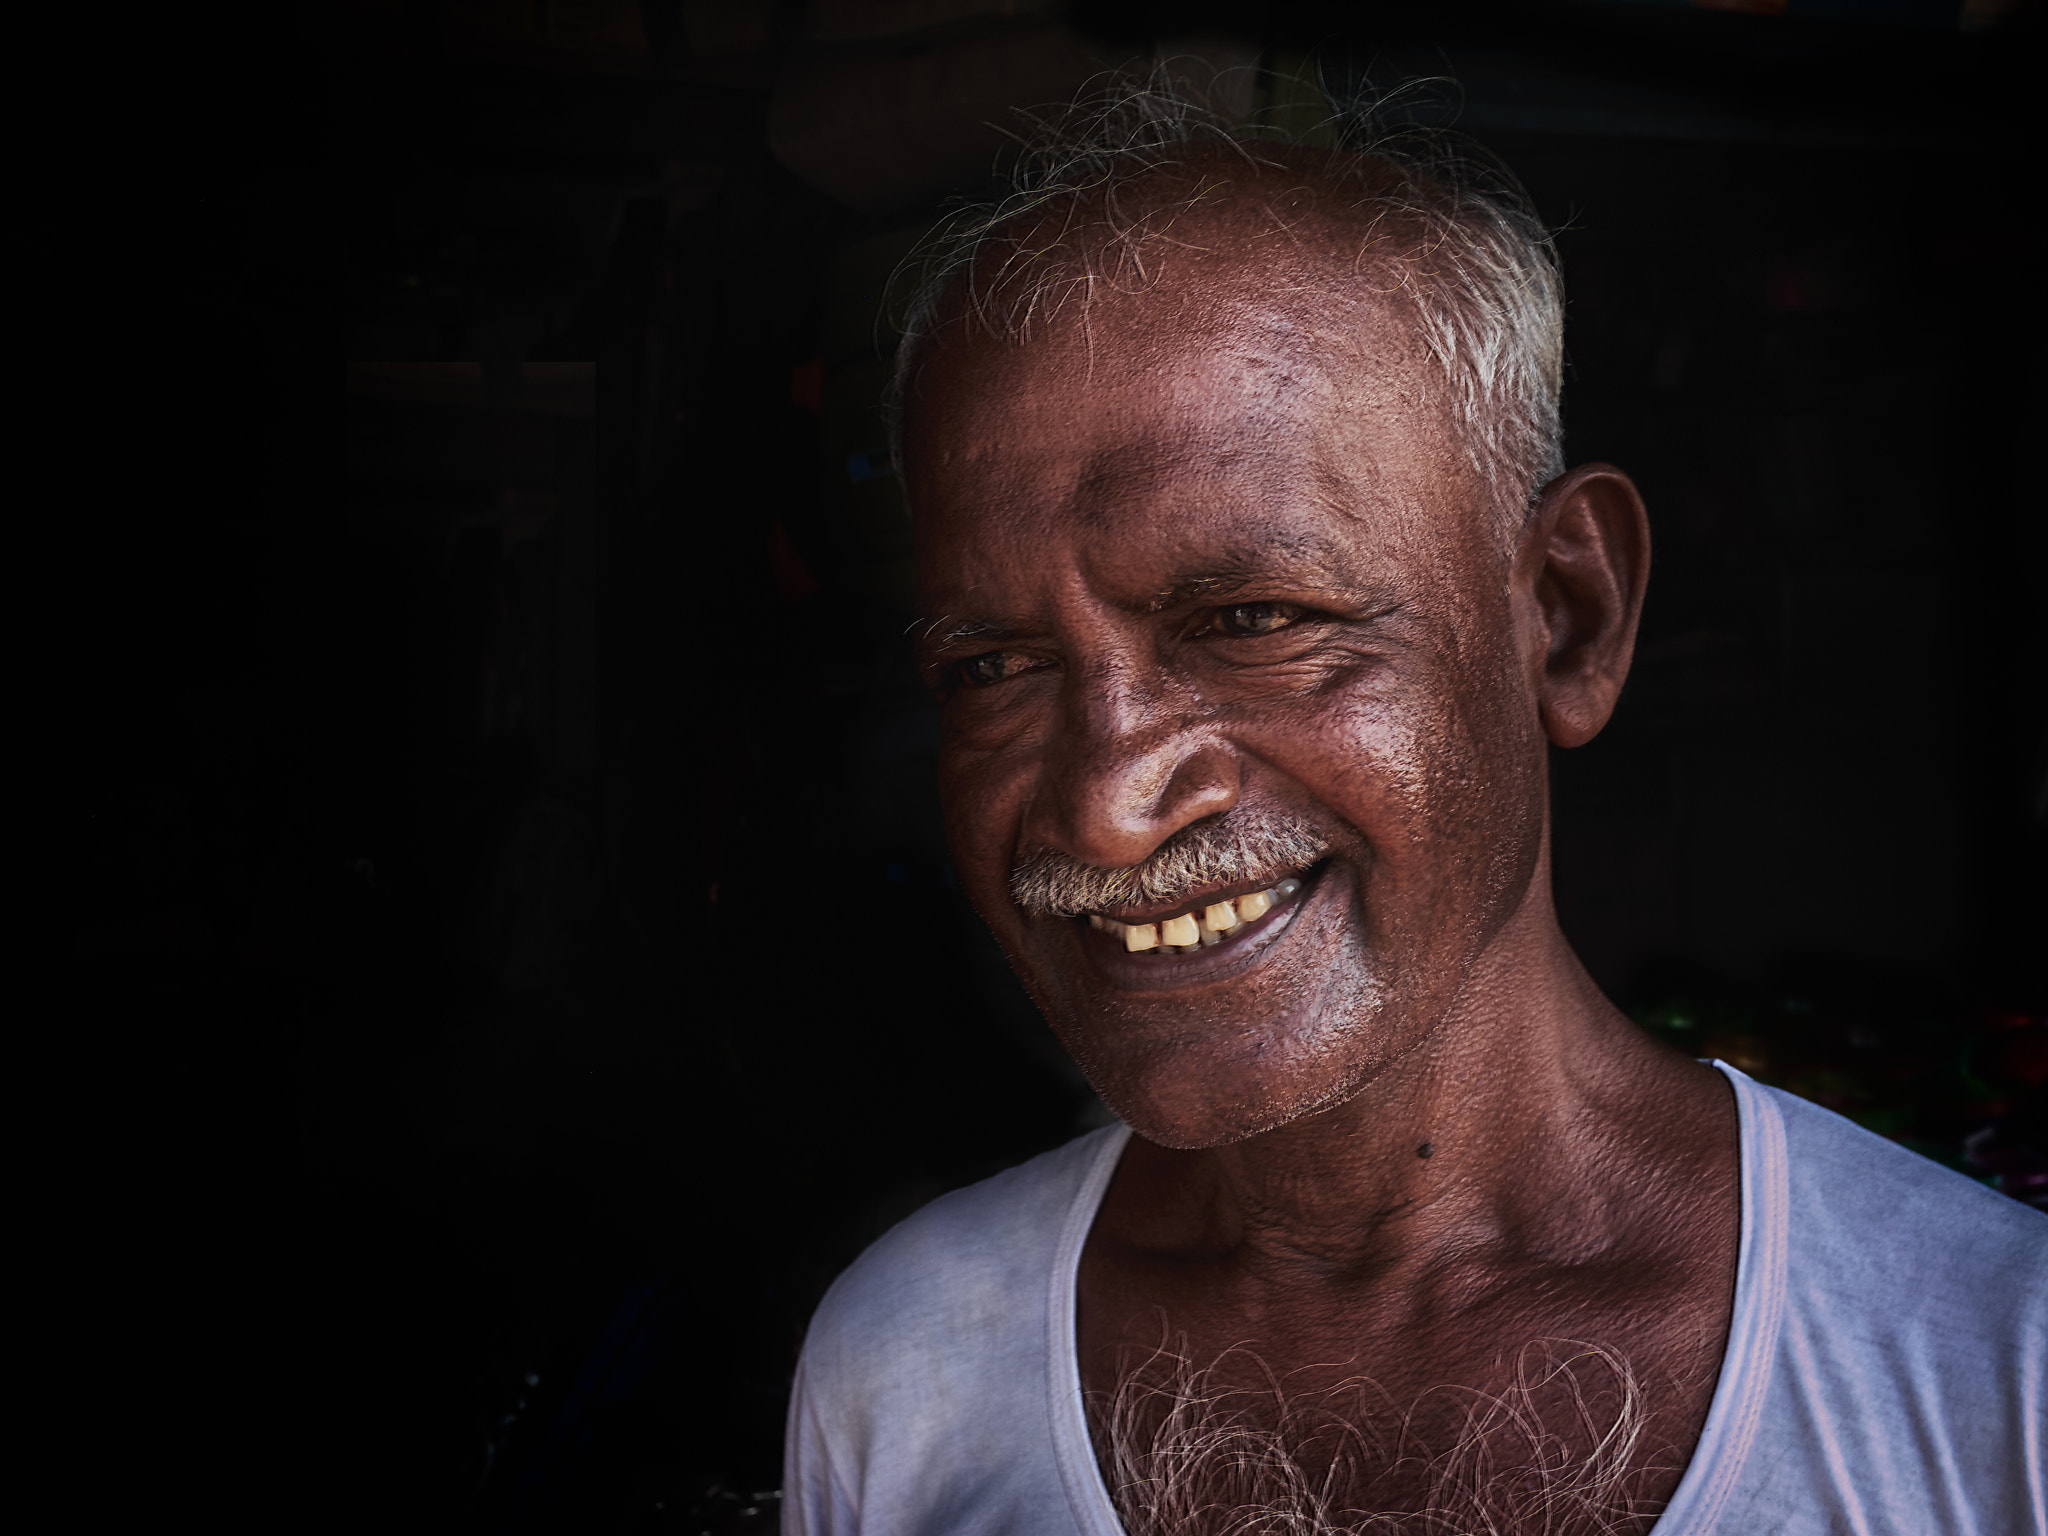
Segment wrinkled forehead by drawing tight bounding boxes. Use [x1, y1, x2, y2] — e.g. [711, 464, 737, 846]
[903, 280, 1438, 489]
[900, 256, 1452, 526]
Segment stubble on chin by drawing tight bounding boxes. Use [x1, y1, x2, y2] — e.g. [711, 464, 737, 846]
[1034, 913, 1405, 1149]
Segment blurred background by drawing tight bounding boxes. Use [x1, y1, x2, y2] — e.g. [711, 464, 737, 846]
[47, 0, 2042, 1529]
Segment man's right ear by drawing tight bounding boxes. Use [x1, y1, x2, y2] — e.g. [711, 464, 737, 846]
[1518, 464, 1651, 750]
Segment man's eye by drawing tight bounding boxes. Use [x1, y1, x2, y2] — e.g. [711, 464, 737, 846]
[956, 651, 1028, 688]
[1214, 601, 1305, 637]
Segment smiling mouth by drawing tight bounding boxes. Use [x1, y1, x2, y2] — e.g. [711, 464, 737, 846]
[1085, 874, 1308, 955]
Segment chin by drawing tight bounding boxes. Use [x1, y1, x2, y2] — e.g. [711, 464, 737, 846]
[1060, 1009, 1384, 1151]
[1104, 1074, 1366, 1150]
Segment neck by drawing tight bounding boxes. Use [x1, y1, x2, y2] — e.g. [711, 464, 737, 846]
[1115, 898, 1698, 1284]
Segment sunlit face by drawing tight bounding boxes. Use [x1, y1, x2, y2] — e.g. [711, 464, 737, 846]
[904, 223, 1552, 1149]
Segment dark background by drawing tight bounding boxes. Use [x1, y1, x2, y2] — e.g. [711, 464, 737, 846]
[52, 0, 2042, 1529]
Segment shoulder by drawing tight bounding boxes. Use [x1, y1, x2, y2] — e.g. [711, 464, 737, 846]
[1741, 1071, 2046, 1426]
[1759, 1079, 2048, 1293]
[784, 1127, 1128, 1536]
[799, 1125, 1127, 1391]
[1693, 1069, 2047, 1532]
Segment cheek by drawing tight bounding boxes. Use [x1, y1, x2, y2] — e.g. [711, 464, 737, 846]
[938, 735, 1034, 919]
[938, 744, 1000, 857]
[1245, 690, 1444, 853]
[1249, 658, 1544, 918]
[1416, 652, 1549, 935]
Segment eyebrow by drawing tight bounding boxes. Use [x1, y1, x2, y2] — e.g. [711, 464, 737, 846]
[1145, 535, 1372, 612]
[913, 615, 1018, 651]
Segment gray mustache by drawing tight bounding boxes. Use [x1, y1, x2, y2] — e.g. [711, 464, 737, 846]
[1010, 812, 1330, 918]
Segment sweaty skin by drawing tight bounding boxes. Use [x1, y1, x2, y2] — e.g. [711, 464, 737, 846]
[903, 176, 1738, 1528]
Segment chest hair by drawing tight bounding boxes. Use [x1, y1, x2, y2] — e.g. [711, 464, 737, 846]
[1090, 1334, 1682, 1536]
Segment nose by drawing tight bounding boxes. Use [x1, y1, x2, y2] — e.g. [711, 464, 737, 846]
[1022, 655, 1240, 869]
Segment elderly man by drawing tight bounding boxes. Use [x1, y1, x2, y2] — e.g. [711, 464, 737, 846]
[783, 90, 2045, 1536]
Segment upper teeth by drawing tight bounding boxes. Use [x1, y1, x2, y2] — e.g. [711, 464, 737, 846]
[1087, 878, 1303, 954]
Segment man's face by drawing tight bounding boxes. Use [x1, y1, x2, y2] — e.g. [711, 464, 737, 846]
[905, 235, 1553, 1149]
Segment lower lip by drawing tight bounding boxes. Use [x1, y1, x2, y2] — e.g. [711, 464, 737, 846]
[1069, 863, 1334, 992]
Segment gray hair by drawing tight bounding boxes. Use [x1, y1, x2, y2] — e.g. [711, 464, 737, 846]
[888, 70, 1566, 547]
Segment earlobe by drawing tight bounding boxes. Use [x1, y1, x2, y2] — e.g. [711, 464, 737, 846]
[1524, 465, 1651, 750]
